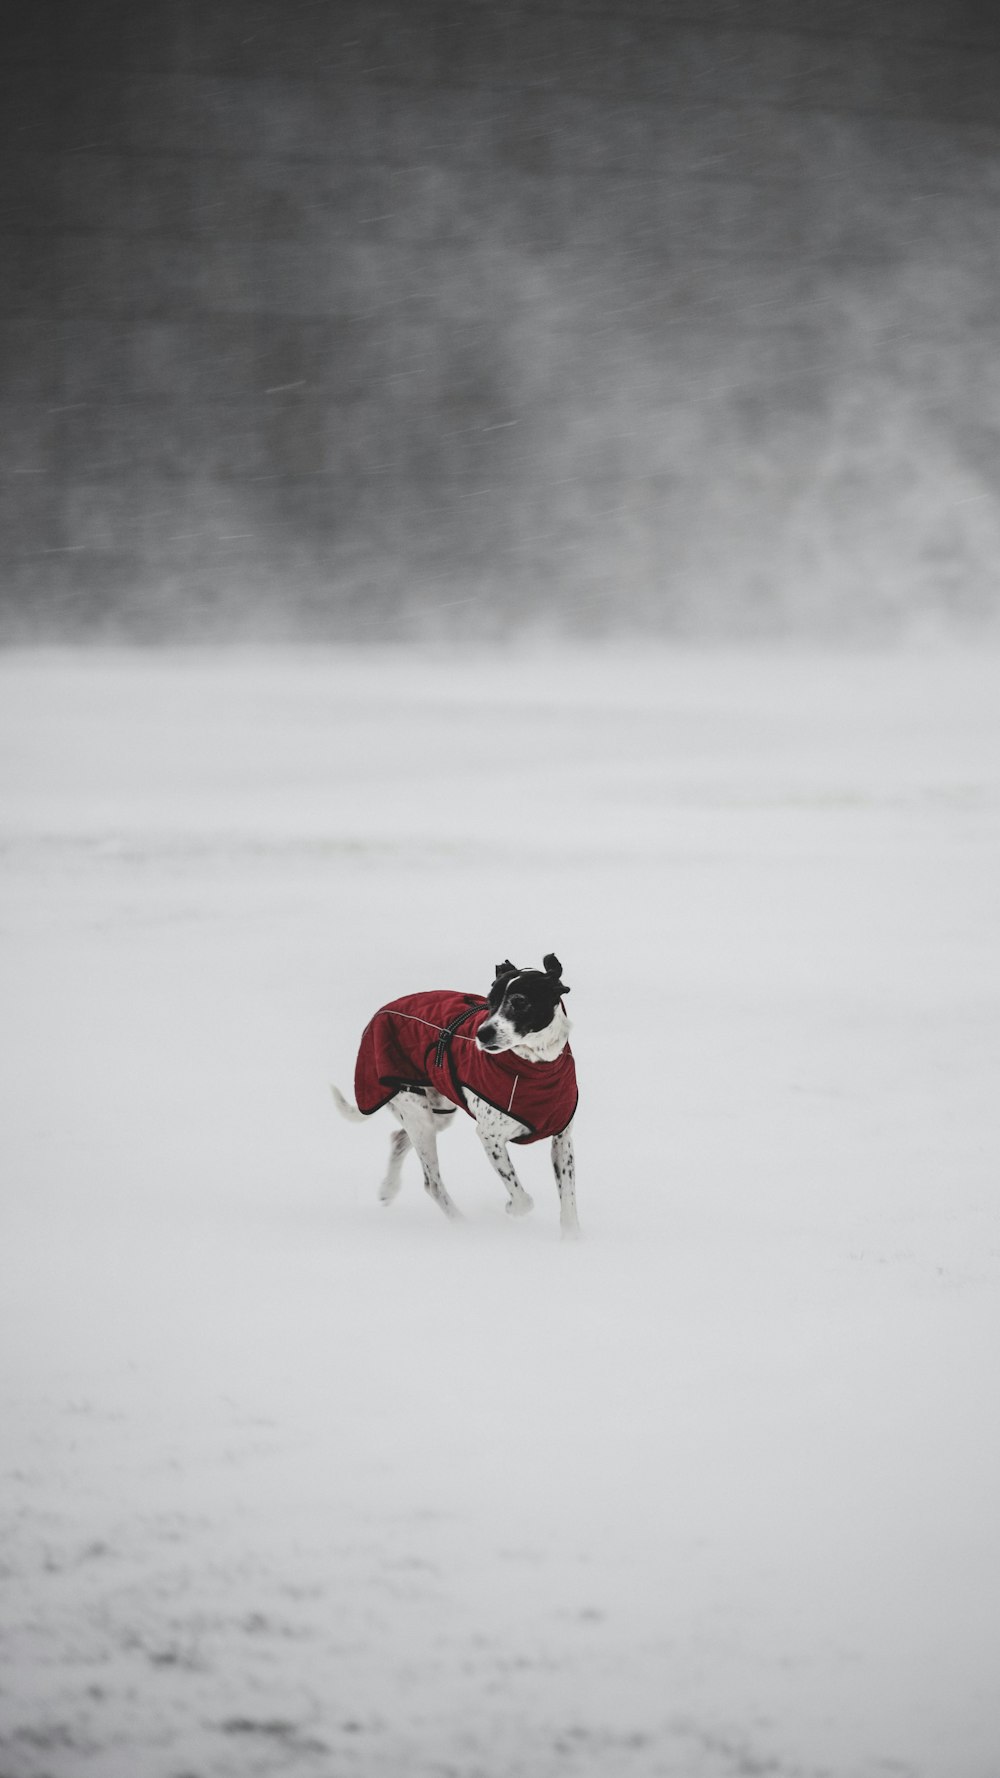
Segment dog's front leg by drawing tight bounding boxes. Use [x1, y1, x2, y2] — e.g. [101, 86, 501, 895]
[474, 1104, 534, 1218]
[552, 1125, 579, 1238]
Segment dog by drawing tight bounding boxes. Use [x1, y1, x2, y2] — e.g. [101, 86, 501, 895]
[331, 954, 579, 1237]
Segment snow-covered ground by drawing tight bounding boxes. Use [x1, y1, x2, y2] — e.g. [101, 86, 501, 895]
[1, 644, 998, 1778]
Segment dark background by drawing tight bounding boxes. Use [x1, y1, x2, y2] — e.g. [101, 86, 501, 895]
[2, 0, 999, 640]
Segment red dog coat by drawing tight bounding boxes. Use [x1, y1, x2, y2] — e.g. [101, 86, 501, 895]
[354, 990, 578, 1144]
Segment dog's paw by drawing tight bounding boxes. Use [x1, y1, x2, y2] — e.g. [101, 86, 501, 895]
[505, 1192, 534, 1218]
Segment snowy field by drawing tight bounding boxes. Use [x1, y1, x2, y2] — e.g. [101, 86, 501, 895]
[1, 643, 999, 1778]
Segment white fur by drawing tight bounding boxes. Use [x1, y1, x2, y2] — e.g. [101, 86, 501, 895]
[476, 1002, 572, 1065]
[332, 1005, 579, 1237]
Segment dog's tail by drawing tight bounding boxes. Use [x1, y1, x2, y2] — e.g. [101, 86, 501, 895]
[330, 1083, 367, 1124]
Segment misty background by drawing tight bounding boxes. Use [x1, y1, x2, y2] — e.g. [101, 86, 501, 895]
[3, 0, 999, 642]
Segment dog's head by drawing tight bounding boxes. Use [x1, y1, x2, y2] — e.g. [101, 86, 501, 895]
[476, 953, 571, 1054]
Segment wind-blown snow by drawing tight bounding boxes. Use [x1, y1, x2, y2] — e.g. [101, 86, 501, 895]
[1, 645, 998, 1778]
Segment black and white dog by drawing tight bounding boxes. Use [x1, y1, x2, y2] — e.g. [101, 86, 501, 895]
[332, 956, 580, 1237]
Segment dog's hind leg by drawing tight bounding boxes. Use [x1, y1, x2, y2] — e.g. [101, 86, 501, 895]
[380, 1122, 411, 1205]
[391, 1094, 461, 1222]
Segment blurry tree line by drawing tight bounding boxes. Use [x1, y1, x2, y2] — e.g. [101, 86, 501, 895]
[1, 0, 999, 638]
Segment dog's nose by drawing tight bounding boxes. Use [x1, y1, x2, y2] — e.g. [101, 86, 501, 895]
[477, 1026, 497, 1050]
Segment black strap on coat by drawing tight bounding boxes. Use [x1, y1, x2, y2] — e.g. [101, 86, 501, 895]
[432, 998, 485, 1068]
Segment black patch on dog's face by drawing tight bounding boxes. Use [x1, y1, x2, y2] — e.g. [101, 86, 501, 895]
[486, 971, 562, 1033]
[478, 955, 570, 1050]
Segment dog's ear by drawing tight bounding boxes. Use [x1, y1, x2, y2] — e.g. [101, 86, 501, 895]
[543, 952, 570, 994]
[488, 958, 519, 1010]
